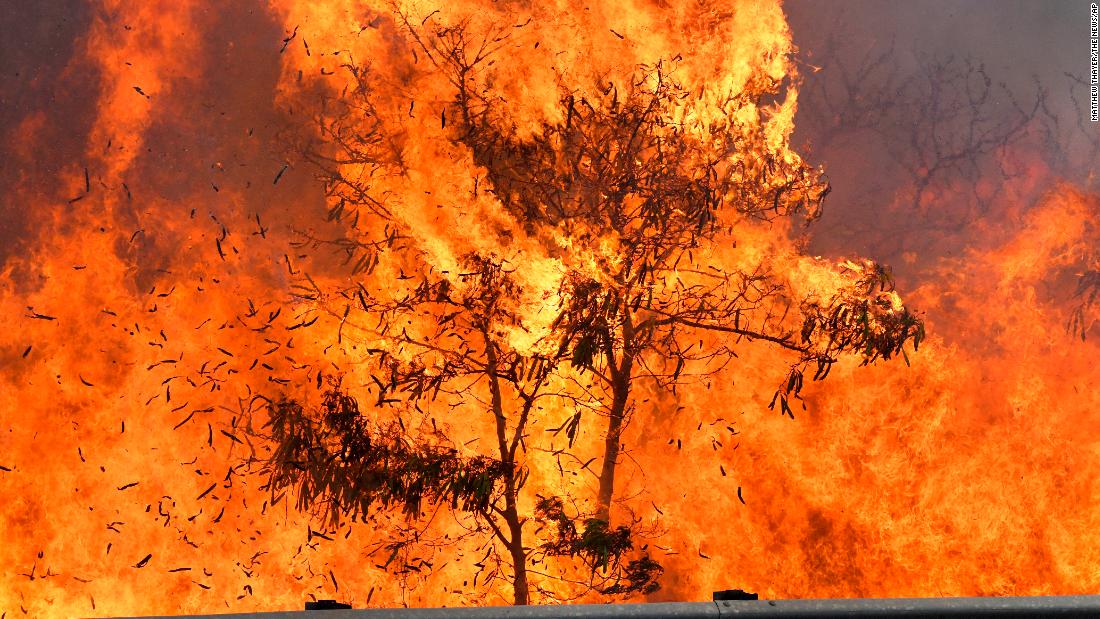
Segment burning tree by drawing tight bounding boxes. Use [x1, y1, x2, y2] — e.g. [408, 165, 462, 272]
[263, 255, 664, 604]
[254, 5, 924, 606]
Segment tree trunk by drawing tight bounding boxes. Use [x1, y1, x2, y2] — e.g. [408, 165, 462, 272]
[503, 502, 529, 605]
[483, 330, 530, 605]
[596, 354, 633, 523]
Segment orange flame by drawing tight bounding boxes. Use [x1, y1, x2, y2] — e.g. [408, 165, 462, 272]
[1, 1, 1099, 617]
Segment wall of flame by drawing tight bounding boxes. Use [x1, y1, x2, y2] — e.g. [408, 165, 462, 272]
[1, 0, 1098, 617]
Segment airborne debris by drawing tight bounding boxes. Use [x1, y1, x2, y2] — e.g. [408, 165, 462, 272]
[220, 429, 243, 444]
[280, 25, 298, 53]
[197, 483, 217, 500]
[273, 163, 289, 185]
[173, 411, 195, 430]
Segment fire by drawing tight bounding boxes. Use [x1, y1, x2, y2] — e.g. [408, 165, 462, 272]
[0, 0, 1097, 617]
[644, 187, 1100, 598]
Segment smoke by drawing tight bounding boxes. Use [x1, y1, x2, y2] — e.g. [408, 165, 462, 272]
[0, 1, 97, 262]
[786, 0, 1096, 292]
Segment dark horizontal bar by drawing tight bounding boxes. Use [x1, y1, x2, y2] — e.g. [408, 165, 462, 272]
[111, 596, 1100, 619]
[110, 602, 717, 619]
[714, 595, 1100, 617]
[109, 606, 712, 619]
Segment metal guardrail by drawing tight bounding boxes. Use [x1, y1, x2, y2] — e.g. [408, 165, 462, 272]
[113, 595, 1100, 619]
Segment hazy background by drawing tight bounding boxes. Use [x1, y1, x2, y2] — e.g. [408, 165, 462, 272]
[786, 0, 1096, 293]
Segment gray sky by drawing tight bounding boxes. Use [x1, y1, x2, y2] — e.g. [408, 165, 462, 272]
[785, 0, 1096, 288]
